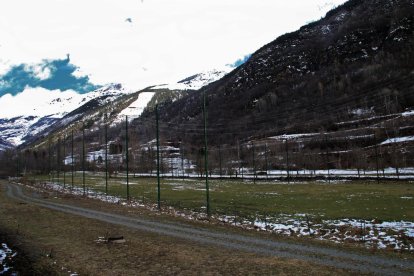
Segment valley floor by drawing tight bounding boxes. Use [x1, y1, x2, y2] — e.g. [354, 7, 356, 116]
[1, 180, 414, 275]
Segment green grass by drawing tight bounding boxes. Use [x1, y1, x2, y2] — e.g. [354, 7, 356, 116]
[29, 173, 414, 221]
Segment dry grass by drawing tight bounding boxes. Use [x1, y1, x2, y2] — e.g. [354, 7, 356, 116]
[0, 181, 352, 275]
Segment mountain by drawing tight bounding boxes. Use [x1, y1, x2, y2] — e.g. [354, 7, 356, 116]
[152, 0, 414, 144]
[0, 137, 12, 151]
[152, 69, 230, 91]
[2, 66, 230, 150]
[0, 84, 128, 147]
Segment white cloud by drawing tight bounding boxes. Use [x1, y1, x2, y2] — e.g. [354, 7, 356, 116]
[0, 0, 347, 91]
[32, 65, 52, 80]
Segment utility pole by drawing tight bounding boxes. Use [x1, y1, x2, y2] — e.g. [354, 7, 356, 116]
[203, 90, 210, 217]
[156, 105, 161, 210]
[125, 116, 130, 201]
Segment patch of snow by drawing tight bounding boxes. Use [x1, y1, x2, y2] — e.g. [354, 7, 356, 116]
[0, 242, 16, 274]
[381, 136, 414, 145]
[335, 13, 346, 21]
[153, 69, 230, 91]
[402, 110, 414, 117]
[116, 92, 155, 121]
[269, 133, 319, 140]
[321, 25, 331, 34]
[350, 108, 374, 116]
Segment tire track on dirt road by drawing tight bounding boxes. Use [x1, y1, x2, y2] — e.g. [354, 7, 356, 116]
[4, 183, 414, 275]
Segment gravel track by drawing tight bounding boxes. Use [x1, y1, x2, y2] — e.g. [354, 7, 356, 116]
[5, 183, 414, 275]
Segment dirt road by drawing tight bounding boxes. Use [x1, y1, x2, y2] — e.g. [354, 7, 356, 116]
[5, 183, 414, 275]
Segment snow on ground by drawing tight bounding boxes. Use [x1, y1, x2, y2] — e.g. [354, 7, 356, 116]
[219, 214, 414, 252]
[0, 242, 16, 274]
[269, 132, 319, 140]
[381, 136, 414, 145]
[402, 110, 414, 117]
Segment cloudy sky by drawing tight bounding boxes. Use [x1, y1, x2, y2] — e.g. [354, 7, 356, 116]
[0, 0, 347, 96]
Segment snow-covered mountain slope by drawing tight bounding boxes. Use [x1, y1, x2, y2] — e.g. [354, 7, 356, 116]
[152, 69, 230, 90]
[0, 84, 129, 147]
[0, 66, 233, 150]
[113, 91, 155, 124]
[110, 68, 233, 125]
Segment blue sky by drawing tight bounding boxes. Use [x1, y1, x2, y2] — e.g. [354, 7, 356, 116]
[228, 54, 252, 68]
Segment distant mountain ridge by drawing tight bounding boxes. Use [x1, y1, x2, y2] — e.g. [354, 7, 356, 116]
[152, 69, 230, 91]
[0, 66, 230, 150]
[0, 84, 128, 147]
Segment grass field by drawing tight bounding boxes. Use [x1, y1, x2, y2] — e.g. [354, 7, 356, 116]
[30, 172, 414, 222]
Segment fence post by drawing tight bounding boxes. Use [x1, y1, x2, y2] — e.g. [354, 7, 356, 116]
[219, 144, 223, 179]
[48, 138, 52, 183]
[125, 115, 129, 201]
[82, 124, 86, 195]
[203, 90, 210, 217]
[374, 134, 380, 184]
[156, 105, 161, 210]
[252, 142, 256, 184]
[325, 135, 330, 184]
[394, 143, 400, 179]
[105, 114, 108, 195]
[57, 137, 61, 185]
[285, 139, 290, 184]
[237, 140, 241, 179]
[63, 135, 66, 188]
[71, 129, 74, 189]
[16, 151, 19, 177]
[181, 143, 185, 180]
[265, 143, 269, 180]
